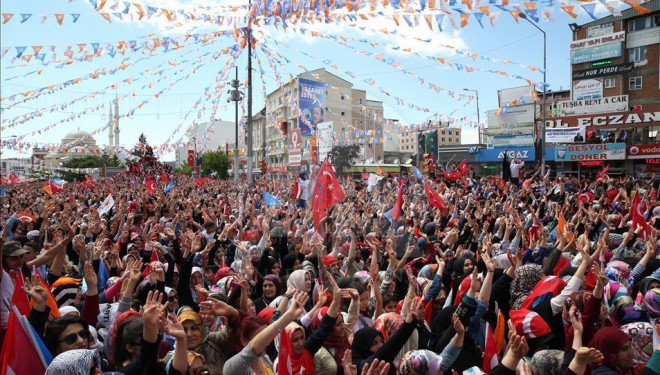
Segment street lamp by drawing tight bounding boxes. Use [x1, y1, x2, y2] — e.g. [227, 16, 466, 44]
[228, 66, 244, 181]
[518, 11, 547, 176]
[192, 136, 197, 176]
[463, 89, 481, 144]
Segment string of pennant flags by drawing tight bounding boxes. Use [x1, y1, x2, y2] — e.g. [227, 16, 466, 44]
[3, 44, 239, 152]
[1, 37, 221, 129]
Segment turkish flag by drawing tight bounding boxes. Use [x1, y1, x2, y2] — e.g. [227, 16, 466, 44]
[83, 176, 95, 189]
[458, 159, 467, 176]
[443, 171, 461, 181]
[0, 177, 8, 186]
[187, 150, 195, 167]
[390, 179, 405, 221]
[632, 193, 652, 239]
[10, 270, 30, 316]
[312, 160, 346, 228]
[194, 178, 205, 188]
[160, 171, 169, 183]
[146, 179, 156, 194]
[276, 329, 293, 375]
[483, 322, 499, 372]
[425, 182, 447, 214]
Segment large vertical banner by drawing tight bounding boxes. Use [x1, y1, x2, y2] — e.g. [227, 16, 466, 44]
[187, 150, 195, 167]
[289, 128, 302, 167]
[316, 121, 334, 160]
[298, 78, 326, 136]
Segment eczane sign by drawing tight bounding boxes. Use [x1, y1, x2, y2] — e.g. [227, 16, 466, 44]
[545, 111, 660, 129]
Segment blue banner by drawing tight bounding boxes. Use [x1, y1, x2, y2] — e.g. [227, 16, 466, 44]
[298, 78, 326, 136]
[476, 147, 536, 162]
[570, 43, 622, 64]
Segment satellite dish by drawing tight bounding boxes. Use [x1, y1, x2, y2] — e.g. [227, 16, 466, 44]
[405, 159, 412, 164]
[394, 158, 399, 164]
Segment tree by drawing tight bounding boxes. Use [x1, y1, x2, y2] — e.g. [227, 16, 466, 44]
[174, 164, 194, 175]
[60, 155, 108, 182]
[328, 145, 360, 175]
[201, 150, 230, 179]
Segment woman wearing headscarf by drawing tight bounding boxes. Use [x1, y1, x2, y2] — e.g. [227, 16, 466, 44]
[397, 349, 457, 375]
[620, 322, 654, 373]
[588, 327, 635, 375]
[510, 264, 544, 310]
[254, 274, 281, 313]
[45, 349, 102, 375]
[273, 288, 343, 375]
[270, 269, 313, 312]
[351, 300, 454, 374]
[373, 312, 418, 368]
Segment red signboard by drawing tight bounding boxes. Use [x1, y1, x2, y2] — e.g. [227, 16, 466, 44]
[578, 161, 603, 166]
[647, 159, 660, 164]
[628, 144, 660, 159]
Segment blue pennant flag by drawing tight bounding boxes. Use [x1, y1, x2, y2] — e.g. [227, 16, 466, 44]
[414, 167, 424, 179]
[262, 191, 283, 207]
[0, 187, 6, 198]
[97, 259, 110, 292]
[71, 13, 80, 22]
[384, 209, 393, 223]
[20, 14, 32, 23]
[164, 180, 174, 193]
[15, 46, 27, 58]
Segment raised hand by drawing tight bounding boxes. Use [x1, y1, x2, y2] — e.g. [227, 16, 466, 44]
[341, 349, 357, 375]
[452, 313, 465, 335]
[24, 275, 48, 311]
[160, 314, 186, 341]
[199, 297, 235, 318]
[83, 262, 98, 294]
[285, 290, 309, 320]
[575, 347, 604, 365]
[569, 305, 583, 334]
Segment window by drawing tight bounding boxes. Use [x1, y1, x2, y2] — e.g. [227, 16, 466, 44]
[441, 138, 445, 142]
[628, 16, 658, 31]
[341, 111, 345, 116]
[340, 94, 345, 100]
[629, 76, 642, 90]
[629, 47, 647, 63]
[359, 98, 363, 104]
[605, 78, 616, 88]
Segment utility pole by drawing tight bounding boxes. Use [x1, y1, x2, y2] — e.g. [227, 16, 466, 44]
[246, 0, 254, 182]
[229, 66, 242, 181]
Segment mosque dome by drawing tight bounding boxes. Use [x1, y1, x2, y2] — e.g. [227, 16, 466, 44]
[62, 130, 94, 143]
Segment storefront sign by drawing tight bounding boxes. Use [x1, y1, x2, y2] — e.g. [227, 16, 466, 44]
[578, 161, 604, 166]
[572, 63, 634, 80]
[486, 134, 534, 149]
[586, 22, 614, 38]
[486, 105, 535, 135]
[475, 147, 535, 162]
[570, 43, 622, 64]
[558, 95, 628, 116]
[570, 31, 625, 51]
[626, 27, 660, 49]
[554, 143, 626, 161]
[627, 144, 660, 159]
[545, 127, 586, 143]
[647, 159, 660, 164]
[545, 110, 660, 130]
[572, 79, 603, 100]
[267, 166, 289, 173]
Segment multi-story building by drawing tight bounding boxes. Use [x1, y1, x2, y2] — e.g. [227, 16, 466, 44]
[175, 119, 238, 168]
[253, 68, 386, 176]
[398, 123, 461, 156]
[1, 157, 32, 177]
[546, 1, 660, 177]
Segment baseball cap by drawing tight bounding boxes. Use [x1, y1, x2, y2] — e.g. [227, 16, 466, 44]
[2, 241, 29, 257]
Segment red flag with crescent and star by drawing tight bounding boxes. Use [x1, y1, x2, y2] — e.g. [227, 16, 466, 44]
[146, 178, 156, 194]
[312, 160, 345, 229]
[632, 193, 652, 239]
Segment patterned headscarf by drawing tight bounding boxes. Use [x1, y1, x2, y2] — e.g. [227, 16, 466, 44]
[608, 295, 646, 328]
[644, 288, 660, 318]
[604, 281, 628, 311]
[511, 264, 544, 310]
[605, 260, 631, 286]
[398, 350, 442, 375]
[620, 322, 653, 366]
[353, 270, 372, 288]
[46, 349, 100, 375]
[373, 312, 404, 341]
[214, 276, 238, 301]
[531, 350, 565, 375]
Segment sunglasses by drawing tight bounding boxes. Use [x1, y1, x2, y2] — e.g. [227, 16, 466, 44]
[59, 328, 90, 345]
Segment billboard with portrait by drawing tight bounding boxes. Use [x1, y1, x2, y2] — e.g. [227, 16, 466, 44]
[298, 78, 326, 136]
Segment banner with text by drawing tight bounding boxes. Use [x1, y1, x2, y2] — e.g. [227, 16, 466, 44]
[545, 127, 586, 143]
[486, 134, 534, 149]
[486, 105, 535, 135]
[476, 147, 535, 162]
[298, 78, 326, 136]
[570, 43, 622, 64]
[573, 79, 603, 101]
[316, 121, 334, 160]
[569, 31, 625, 51]
[558, 95, 628, 116]
[545, 110, 660, 129]
[554, 143, 626, 161]
[288, 128, 302, 166]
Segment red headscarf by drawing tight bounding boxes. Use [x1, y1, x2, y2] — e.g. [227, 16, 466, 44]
[588, 327, 634, 375]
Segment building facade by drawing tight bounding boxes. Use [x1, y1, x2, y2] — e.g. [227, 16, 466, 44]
[252, 69, 386, 176]
[175, 119, 238, 168]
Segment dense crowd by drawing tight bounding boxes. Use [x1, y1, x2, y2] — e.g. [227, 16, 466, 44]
[1, 159, 660, 375]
